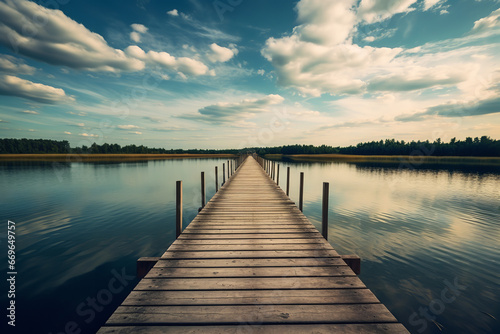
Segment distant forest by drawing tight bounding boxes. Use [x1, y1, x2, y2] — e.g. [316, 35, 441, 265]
[1, 136, 499, 156]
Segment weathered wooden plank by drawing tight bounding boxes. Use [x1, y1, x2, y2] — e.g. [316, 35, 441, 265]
[145, 266, 355, 278]
[177, 233, 323, 239]
[135, 276, 365, 290]
[160, 250, 340, 259]
[182, 228, 319, 234]
[122, 288, 379, 306]
[171, 238, 327, 245]
[167, 244, 332, 251]
[105, 304, 398, 324]
[153, 258, 347, 268]
[98, 323, 409, 334]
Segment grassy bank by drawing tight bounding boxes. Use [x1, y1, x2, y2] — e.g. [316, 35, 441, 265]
[265, 154, 500, 166]
[0, 153, 237, 162]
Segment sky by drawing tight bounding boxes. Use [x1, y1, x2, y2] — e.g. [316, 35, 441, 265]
[0, 0, 499, 149]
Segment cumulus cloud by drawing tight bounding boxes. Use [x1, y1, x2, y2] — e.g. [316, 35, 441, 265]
[0, 0, 144, 72]
[125, 45, 209, 76]
[207, 43, 238, 63]
[117, 124, 140, 130]
[262, 0, 405, 96]
[130, 23, 148, 42]
[0, 54, 35, 74]
[181, 94, 285, 124]
[167, 9, 179, 16]
[64, 131, 71, 135]
[262, 0, 480, 97]
[0, 75, 74, 103]
[471, 8, 500, 34]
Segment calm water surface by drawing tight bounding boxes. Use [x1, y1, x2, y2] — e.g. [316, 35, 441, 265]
[1, 158, 499, 333]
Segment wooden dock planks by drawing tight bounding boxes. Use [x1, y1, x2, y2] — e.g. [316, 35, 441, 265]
[98, 156, 408, 333]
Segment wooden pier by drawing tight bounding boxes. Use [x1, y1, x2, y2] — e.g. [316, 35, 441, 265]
[98, 156, 408, 333]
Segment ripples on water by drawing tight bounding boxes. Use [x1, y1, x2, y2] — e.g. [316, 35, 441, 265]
[0, 159, 499, 333]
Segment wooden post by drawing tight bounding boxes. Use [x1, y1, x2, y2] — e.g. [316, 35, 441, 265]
[299, 172, 304, 212]
[176, 180, 182, 238]
[137, 257, 160, 279]
[230, 160, 232, 176]
[222, 163, 226, 184]
[227, 160, 230, 179]
[322, 182, 329, 240]
[277, 164, 280, 185]
[201, 172, 206, 209]
[272, 162, 275, 180]
[341, 255, 361, 275]
[215, 166, 219, 192]
[286, 167, 290, 196]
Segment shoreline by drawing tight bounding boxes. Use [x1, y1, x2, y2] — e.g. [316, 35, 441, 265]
[0, 153, 237, 162]
[264, 153, 500, 166]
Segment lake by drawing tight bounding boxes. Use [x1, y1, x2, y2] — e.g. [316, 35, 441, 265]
[1, 157, 499, 333]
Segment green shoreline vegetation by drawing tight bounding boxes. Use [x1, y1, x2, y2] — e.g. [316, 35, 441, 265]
[1, 137, 499, 165]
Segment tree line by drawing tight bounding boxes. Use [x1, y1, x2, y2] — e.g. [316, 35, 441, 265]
[1, 136, 499, 156]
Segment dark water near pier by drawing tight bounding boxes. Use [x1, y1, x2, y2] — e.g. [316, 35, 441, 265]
[1, 158, 499, 333]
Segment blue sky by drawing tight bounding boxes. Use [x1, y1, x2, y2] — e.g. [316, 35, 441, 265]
[0, 0, 499, 149]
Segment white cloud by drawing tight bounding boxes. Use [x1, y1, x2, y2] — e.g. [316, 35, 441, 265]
[130, 23, 148, 42]
[180, 94, 285, 124]
[368, 66, 468, 92]
[0, 0, 144, 72]
[423, 0, 444, 10]
[20, 110, 39, 114]
[0, 54, 35, 74]
[125, 46, 209, 76]
[130, 31, 141, 43]
[131, 131, 142, 135]
[207, 43, 238, 63]
[131, 24, 148, 34]
[257, 69, 265, 75]
[117, 124, 140, 130]
[0, 75, 74, 103]
[471, 8, 500, 34]
[357, 0, 418, 23]
[262, 0, 486, 97]
[79, 133, 98, 137]
[167, 9, 179, 16]
[64, 131, 71, 135]
[76, 123, 85, 127]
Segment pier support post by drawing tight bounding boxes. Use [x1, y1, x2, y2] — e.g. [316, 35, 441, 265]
[227, 160, 230, 179]
[223, 163, 226, 185]
[322, 182, 329, 240]
[277, 164, 280, 185]
[299, 172, 304, 212]
[201, 172, 206, 209]
[137, 257, 160, 279]
[286, 167, 290, 196]
[215, 166, 219, 192]
[176, 180, 182, 238]
[341, 255, 361, 275]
